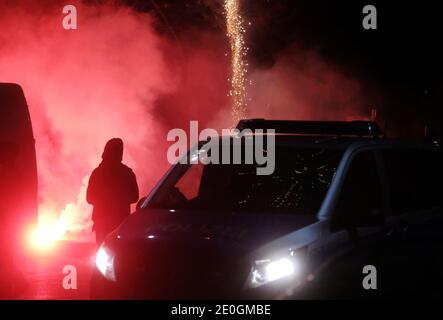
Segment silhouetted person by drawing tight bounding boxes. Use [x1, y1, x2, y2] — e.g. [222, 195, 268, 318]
[87, 138, 139, 245]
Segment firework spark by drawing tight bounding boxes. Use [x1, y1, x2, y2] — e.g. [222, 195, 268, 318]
[225, 0, 248, 125]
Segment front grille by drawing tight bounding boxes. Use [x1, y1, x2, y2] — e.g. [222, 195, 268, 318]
[115, 241, 249, 299]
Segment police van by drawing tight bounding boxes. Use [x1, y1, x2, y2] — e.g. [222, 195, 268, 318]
[91, 119, 443, 299]
[0, 83, 38, 251]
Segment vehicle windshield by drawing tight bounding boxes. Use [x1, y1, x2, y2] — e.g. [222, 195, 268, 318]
[148, 144, 343, 215]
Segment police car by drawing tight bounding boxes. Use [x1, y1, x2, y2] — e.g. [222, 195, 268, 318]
[90, 119, 443, 299]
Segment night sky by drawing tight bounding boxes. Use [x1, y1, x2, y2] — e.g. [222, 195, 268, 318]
[125, 0, 443, 137]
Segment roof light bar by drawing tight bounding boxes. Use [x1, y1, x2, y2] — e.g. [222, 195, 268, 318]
[236, 119, 383, 137]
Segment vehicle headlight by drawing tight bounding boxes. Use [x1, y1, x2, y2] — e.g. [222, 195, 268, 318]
[248, 255, 301, 288]
[96, 245, 116, 282]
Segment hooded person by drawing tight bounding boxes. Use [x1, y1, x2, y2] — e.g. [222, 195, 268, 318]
[87, 138, 139, 245]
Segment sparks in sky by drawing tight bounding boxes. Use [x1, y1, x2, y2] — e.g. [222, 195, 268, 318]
[225, 0, 248, 125]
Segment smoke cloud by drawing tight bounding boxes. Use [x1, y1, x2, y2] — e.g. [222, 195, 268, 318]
[0, 1, 373, 240]
[247, 46, 373, 121]
[0, 1, 175, 237]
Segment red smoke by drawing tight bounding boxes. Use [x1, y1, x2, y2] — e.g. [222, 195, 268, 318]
[0, 1, 176, 238]
[0, 0, 231, 240]
[0, 1, 371, 241]
[247, 46, 372, 121]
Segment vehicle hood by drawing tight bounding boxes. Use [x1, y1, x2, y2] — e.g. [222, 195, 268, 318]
[115, 208, 317, 253]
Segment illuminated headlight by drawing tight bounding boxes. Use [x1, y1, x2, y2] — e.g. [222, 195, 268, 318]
[249, 256, 300, 288]
[96, 245, 116, 282]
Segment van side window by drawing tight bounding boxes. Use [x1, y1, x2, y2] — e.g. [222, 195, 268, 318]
[382, 149, 443, 214]
[332, 151, 383, 230]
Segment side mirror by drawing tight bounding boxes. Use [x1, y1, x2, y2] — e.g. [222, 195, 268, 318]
[136, 197, 147, 210]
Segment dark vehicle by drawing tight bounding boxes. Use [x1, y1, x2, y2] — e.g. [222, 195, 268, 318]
[0, 83, 38, 250]
[90, 120, 443, 299]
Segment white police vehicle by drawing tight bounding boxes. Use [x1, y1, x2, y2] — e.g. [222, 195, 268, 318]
[91, 119, 443, 299]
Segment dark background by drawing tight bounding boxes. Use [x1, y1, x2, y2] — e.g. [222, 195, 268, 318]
[124, 0, 443, 138]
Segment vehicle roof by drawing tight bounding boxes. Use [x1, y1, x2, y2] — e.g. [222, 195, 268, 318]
[228, 118, 440, 151]
[0, 82, 34, 142]
[214, 134, 440, 151]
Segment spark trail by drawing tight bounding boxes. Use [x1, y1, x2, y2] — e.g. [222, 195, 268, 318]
[225, 0, 248, 125]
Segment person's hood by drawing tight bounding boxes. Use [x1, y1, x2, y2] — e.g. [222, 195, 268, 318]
[102, 138, 123, 163]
